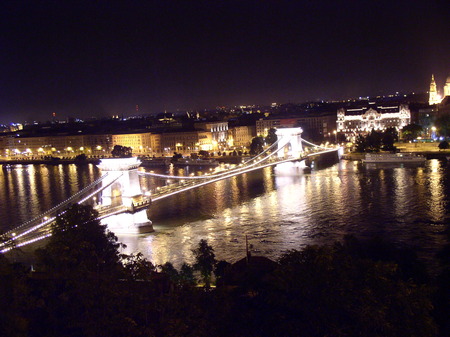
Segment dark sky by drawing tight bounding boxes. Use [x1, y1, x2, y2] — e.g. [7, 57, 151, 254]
[1, 0, 449, 123]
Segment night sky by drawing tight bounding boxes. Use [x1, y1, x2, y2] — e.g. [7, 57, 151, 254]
[1, 0, 449, 123]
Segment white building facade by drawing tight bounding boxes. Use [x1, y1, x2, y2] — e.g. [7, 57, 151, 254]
[337, 104, 410, 141]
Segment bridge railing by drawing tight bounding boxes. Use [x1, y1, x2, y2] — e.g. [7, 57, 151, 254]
[2, 173, 111, 237]
[0, 172, 125, 252]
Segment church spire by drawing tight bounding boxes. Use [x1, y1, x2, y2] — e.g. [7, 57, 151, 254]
[429, 74, 441, 105]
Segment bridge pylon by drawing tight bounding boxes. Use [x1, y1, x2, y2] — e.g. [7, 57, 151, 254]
[97, 158, 153, 234]
[276, 127, 303, 158]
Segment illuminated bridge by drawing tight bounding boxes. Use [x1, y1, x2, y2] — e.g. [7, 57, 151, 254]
[0, 128, 342, 253]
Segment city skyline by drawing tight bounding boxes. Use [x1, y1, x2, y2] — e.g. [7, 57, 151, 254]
[1, 0, 449, 124]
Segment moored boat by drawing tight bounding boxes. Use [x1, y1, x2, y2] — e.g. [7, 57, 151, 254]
[362, 153, 426, 163]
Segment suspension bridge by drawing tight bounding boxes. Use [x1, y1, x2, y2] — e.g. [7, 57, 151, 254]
[0, 128, 342, 253]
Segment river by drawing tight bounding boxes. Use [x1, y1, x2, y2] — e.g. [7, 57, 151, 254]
[1, 159, 449, 268]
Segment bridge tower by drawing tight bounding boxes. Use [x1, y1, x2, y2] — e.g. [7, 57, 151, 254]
[275, 127, 303, 158]
[97, 158, 153, 234]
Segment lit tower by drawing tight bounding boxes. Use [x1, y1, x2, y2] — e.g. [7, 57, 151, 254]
[275, 127, 303, 158]
[429, 74, 441, 105]
[444, 75, 450, 97]
[97, 157, 153, 233]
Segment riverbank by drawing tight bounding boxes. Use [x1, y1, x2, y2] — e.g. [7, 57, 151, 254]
[0, 158, 101, 165]
[342, 142, 450, 161]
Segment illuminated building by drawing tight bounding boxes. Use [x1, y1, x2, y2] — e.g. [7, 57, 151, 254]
[158, 130, 212, 156]
[429, 74, 442, 105]
[228, 125, 256, 148]
[112, 133, 151, 156]
[194, 121, 228, 150]
[429, 74, 450, 105]
[1, 134, 112, 157]
[444, 75, 450, 97]
[336, 104, 410, 141]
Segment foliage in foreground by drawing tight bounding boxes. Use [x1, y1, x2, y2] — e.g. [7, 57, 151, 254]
[0, 205, 447, 336]
[355, 128, 398, 152]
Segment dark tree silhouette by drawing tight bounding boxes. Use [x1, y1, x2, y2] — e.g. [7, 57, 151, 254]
[192, 239, 216, 288]
[402, 123, 423, 141]
[438, 140, 449, 150]
[435, 114, 450, 137]
[265, 127, 278, 145]
[111, 145, 132, 158]
[35, 204, 123, 277]
[249, 136, 264, 155]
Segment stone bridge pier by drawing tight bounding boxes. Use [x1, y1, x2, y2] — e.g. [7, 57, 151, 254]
[276, 127, 303, 158]
[97, 158, 153, 234]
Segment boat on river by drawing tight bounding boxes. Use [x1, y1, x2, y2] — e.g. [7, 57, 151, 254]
[362, 153, 426, 163]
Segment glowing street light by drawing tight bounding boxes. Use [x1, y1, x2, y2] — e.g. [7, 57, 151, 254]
[431, 126, 437, 139]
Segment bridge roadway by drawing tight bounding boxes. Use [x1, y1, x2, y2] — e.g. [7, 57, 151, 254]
[1, 145, 340, 253]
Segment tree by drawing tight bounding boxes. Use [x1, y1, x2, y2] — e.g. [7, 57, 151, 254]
[32, 204, 142, 336]
[265, 128, 278, 145]
[355, 134, 367, 152]
[122, 252, 155, 281]
[75, 153, 87, 162]
[160, 262, 179, 282]
[366, 130, 382, 152]
[179, 263, 196, 287]
[265, 241, 437, 337]
[402, 123, 423, 141]
[435, 114, 450, 137]
[111, 145, 132, 158]
[381, 127, 398, 151]
[438, 140, 449, 150]
[249, 136, 264, 155]
[192, 239, 216, 288]
[35, 204, 123, 277]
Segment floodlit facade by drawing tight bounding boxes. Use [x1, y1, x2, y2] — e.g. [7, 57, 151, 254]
[159, 130, 213, 156]
[112, 133, 151, 156]
[194, 121, 228, 150]
[337, 104, 410, 141]
[228, 125, 255, 148]
[1, 134, 112, 157]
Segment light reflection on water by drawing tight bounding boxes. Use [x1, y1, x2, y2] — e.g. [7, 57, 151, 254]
[119, 160, 449, 268]
[1, 160, 449, 268]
